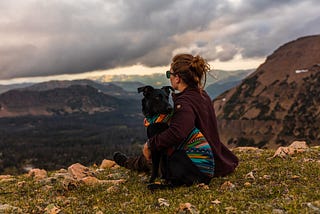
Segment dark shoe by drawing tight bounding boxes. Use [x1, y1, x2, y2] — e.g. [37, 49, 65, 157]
[113, 152, 128, 167]
[147, 183, 174, 191]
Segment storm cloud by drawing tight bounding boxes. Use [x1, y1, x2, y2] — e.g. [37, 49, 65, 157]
[0, 0, 319, 79]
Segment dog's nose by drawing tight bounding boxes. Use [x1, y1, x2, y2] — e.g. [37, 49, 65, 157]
[167, 106, 173, 112]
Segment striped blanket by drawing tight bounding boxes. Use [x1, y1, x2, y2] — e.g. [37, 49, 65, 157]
[177, 127, 215, 177]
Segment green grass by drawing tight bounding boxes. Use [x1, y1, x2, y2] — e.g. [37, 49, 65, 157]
[1, 147, 320, 213]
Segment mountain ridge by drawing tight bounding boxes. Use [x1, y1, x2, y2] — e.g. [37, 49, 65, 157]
[214, 35, 320, 147]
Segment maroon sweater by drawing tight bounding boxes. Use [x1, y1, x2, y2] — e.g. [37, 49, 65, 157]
[149, 87, 238, 177]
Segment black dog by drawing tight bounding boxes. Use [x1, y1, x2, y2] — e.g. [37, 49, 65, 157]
[138, 85, 211, 190]
[137, 85, 174, 184]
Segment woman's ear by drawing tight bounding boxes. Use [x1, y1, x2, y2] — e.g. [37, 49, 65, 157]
[174, 74, 182, 84]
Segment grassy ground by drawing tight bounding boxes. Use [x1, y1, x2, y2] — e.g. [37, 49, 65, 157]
[1, 147, 320, 213]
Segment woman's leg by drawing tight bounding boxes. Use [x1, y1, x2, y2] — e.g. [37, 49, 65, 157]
[113, 152, 151, 173]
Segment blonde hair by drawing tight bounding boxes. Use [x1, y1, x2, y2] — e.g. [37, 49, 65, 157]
[171, 54, 210, 89]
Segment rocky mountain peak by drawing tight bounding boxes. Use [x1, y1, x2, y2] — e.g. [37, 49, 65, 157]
[213, 35, 320, 147]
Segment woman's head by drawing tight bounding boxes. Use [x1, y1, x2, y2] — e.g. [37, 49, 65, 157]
[169, 54, 210, 90]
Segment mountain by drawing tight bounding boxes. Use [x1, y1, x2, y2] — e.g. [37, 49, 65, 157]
[206, 80, 242, 99]
[91, 73, 171, 88]
[0, 84, 139, 117]
[206, 69, 253, 99]
[23, 79, 139, 99]
[90, 69, 253, 98]
[213, 35, 320, 148]
[0, 83, 33, 94]
[111, 81, 145, 92]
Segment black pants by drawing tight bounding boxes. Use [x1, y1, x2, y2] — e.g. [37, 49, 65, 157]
[123, 151, 211, 186]
[124, 154, 152, 173]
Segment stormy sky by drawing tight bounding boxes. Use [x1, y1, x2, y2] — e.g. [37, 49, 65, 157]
[0, 0, 319, 80]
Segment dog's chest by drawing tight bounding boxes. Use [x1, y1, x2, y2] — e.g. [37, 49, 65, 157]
[147, 123, 169, 138]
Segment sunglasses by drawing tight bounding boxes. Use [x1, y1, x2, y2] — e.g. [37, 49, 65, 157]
[166, 70, 177, 79]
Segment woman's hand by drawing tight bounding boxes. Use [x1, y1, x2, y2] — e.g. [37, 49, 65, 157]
[143, 141, 152, 161]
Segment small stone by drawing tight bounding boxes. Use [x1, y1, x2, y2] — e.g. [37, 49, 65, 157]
[68, 163, 95, 180]
[0, 204, 22, 213]
[244, 182, 251, 187]
[245, 171, 255, 180]
[27, 168, 48, 180]
[211, 199, 221, 205]
[44, 204, 61, 214]
[158, 198, 170, 207]
[263, 175, 271, 180]
[0, 175, 12, 180]
[220, 181, 235, 191]
[177, 203, 199, 214]
[291, 175, 300, 179]
[81, 176, 101, 185]
[100, 159, 116, 169]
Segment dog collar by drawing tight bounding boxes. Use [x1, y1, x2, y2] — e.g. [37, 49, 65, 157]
[144, 111, 173, 127]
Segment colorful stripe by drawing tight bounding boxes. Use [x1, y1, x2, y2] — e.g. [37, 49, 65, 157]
[144, 111, 173, 127]
[179, 128, 215, 177]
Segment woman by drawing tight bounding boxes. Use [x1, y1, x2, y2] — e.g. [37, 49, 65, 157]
[114, 53, 238, 185]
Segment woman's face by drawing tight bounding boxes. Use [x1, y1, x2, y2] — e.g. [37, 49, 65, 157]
[169, 68, 179, 90]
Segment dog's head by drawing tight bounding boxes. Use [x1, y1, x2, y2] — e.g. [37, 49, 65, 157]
[137, 85, 174, 117]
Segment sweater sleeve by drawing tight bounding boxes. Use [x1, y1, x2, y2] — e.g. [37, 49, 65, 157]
[148, 98, 196, 151]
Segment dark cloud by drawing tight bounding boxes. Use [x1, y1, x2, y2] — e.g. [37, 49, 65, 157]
[0, 0, 319, 79]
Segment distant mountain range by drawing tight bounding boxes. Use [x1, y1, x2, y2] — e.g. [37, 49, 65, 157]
[214, 35, 320, 148]
[89, 70, 253, 99]
[0, 69, 252, 99]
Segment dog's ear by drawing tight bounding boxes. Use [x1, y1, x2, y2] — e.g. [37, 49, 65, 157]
[161, 86, 174, 96]
[138, 85, 154, 96]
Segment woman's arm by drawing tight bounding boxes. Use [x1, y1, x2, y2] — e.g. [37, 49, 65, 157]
[148, 98, 196, 151]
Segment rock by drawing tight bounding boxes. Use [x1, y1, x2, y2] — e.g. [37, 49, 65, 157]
[220, 181, 235, 191]
[245, 171, 255, 180]
[27, 168, 48, 180]
[81, 176, 101, 185]
[306, 200, 320, 212]
[211, 199, 221, 205]
[244, 182, 252, 187]
[262, 175, 271, 180]
[0, 175, 12, 180]
[68, 163, 95, 180]
[291, 175, 300, 179]
[100, 159, 116, 169]
[271, 140, 309, 158]
[0, 175, 14, 183]
[158, 198, 170, 207]
[62, 178, 79, 190]
[44, 204, 61, 214]
[177, 203, 200, 214]
[0, 204, 22, 213]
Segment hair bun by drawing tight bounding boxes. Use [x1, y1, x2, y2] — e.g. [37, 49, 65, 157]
[191, 55, 201, 68]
